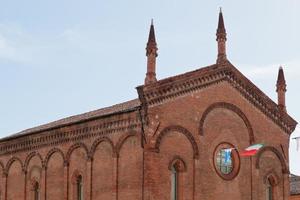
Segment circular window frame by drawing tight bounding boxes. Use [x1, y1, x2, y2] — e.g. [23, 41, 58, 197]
[213, 142, 240, 180]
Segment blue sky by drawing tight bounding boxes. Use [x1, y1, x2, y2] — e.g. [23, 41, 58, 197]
[0, 0, 299, 174]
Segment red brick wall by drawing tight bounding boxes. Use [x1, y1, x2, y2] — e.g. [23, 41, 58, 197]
[0, 79, 291, 200]
[46, 151, 64, 200]
[290, 195, 300, 200]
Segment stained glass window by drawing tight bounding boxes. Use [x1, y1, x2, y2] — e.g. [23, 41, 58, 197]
[216, 148, 233, 175]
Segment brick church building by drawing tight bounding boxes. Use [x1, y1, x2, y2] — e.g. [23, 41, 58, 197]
[0, 10, 297, 200]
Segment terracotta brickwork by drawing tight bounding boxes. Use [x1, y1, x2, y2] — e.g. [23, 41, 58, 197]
[0, 10, 297, 200]
[290, 195, 300, 200]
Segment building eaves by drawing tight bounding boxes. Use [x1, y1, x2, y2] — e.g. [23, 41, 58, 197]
[1, 99, 141, 142]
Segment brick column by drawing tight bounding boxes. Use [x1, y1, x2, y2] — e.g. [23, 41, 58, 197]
[63, 161, 69, 200]
[24, 170, 27, 200]
[86, 158, 92, 200]
[4, 173, 7, 200]
[283, 173, 289, 200]
[194, 159, 201, 200]
[41, 166, 47, 200]
[143, 147, 158, 200]
[112, 153, 119, 200]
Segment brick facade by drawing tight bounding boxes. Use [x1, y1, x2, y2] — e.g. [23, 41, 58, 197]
[0, 10, 297, 200]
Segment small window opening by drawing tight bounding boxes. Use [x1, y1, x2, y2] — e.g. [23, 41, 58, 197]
[266, 177, 273, 200]
[34, 182, 39, 200]
[171, 165, 178, 200]
[77, 175, 83, 200]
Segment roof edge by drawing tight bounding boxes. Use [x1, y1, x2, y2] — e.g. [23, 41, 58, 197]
[0, 99, 141, 142]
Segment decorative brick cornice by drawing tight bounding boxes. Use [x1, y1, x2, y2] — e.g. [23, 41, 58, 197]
[0, 115, 141, 156]
[138, 62, 297, 134]
[140, 64, 227, 107]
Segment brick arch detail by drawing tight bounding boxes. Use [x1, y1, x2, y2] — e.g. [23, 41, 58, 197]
[29, 177, 40, 190]
[24, 151, 44, 171]
[66, 142, 89, 164]
[0, 160, 4, 175]
[154, 125, 199, 159]
[168, 156, 187, 172]
[255, 146, 288, 174]
[263, 170, 280, 186]
[45, 148, 65, 168]
[199, 102, 255, 144]
[90, 136, 115, 159]
[70, 169, 84, 185]
[5, 157, 24, 174]
[115, 131, 138, 157]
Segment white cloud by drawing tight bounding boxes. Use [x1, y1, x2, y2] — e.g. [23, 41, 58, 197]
[61, 29, 82, 44]
[0, 33, 16, 59]
[0, 24, 92, 67]
[0, 23, 36, 64]
[239, 60, 300, 79]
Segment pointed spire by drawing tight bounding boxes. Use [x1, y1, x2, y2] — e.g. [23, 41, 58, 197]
[277, 66, 286, 88]
[145, 20, 158, 85]
[276, 66, 287, 112]
[217, 8, 226, 36]
[216, 7, 227, 64]
[146, 19, 157, 54]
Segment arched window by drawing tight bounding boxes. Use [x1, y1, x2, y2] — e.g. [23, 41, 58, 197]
[77, 175, 83, 200]
[169, 157, 186, 200]
[33, 182, 40, 200]
[266, 176, 275, 200]
[266, 178, 272, 200]
[171, 165, 178, 200]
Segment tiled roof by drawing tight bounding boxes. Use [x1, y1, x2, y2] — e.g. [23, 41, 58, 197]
[1, 99, 141, 141]
[290, 175, 300, 195]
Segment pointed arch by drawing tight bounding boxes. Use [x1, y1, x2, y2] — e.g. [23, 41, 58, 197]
[154, 125, 199, 159]
[24, 151, 44, 171]
[5, 157, 24, 173]
[255, 146, 288, 174]
[45, 148, 65, 168]
[66, 143, 89, 163]
[199, 102, 254, 144]
[90, 136, 115, 158]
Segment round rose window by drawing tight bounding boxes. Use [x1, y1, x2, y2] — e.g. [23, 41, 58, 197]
[213, 142, 240, 180]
